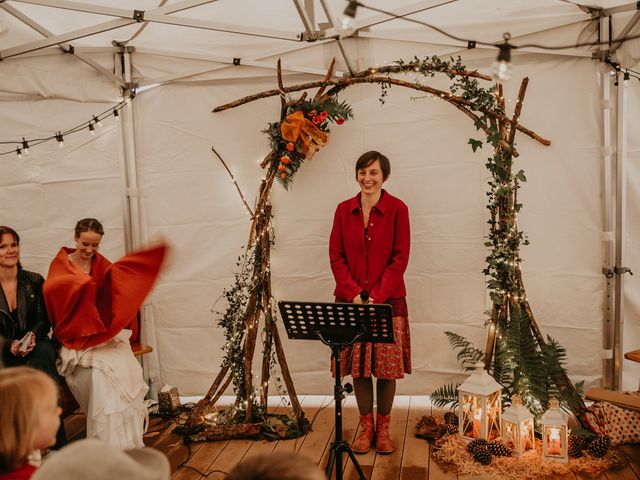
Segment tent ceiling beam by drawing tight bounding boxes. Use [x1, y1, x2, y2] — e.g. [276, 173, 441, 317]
[609, 10, 640, 55]
[318, 0, 355, 74]
[10, 0, 218, 18]
[134, 47, 346, 86]
[602, 1, 640, 15]
[0, 18, 136, 59]
[10, 0, 136, 18]
[0, 3, 126, 85]
[133, 35, 345, 86]
[322, 0, 459, 38]
[142, 12, 299, 41]
[292, 0, 317, 40]
[2, 0, 298, 60]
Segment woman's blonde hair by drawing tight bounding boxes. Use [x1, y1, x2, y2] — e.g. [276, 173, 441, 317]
[0, 367, 57, 473]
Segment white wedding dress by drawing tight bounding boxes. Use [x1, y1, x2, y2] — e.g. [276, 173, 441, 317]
[58, 329, 149, 449]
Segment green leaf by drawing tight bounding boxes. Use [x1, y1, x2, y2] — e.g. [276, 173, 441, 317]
[468, 139, 483, 152]
[515, 170, 527, 182]
[431, 382, 460, 408]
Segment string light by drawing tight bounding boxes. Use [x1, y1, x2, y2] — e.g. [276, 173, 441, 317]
[0, 97, 133, 158]
[492, 33, 513, 82]
[340, 0, 358, 35]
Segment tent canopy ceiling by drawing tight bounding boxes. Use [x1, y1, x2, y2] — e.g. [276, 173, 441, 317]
[2, 0, 640, 85]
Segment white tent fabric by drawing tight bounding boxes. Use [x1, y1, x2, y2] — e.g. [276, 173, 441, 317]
[1, 0, 639, 395]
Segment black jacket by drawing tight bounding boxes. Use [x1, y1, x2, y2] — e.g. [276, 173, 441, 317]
[0, 268, 50, 342]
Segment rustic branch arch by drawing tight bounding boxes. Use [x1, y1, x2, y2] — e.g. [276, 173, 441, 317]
[184, 56, 585, 441]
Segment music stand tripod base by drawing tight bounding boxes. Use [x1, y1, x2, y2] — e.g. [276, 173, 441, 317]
[278, 301, 395, 480]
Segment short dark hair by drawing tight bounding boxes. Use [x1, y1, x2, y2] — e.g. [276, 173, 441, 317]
[0, 226, 19, 245]
[74, 218, 104, 238]
[355, 151, 391, 181]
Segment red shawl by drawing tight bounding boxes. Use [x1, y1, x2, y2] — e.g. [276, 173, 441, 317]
[44, 244, 167, 350]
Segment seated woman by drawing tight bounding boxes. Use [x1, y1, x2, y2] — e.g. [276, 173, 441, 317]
[0, 226, 66, 450]
[43, 218, 166, 449]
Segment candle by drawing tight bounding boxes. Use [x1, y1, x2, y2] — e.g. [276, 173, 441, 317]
[547, 427, 561, 455]
[472, 407, 482, 438]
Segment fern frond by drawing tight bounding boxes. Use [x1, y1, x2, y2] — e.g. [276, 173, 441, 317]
[430, 382, 460, 409]
[444, 331, 484, 371]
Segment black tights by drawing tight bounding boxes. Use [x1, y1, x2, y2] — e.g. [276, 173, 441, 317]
[353, 377, 396, 416]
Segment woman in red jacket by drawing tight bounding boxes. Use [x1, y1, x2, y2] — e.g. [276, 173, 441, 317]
[329, 151, 411, 454]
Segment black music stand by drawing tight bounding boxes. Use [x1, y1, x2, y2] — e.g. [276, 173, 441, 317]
[278, 301, 395, 480]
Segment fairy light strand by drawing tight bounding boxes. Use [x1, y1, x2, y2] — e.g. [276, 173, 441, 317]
[0, 92, 136, 157]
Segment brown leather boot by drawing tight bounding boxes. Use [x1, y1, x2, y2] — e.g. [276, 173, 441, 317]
[352, 412, 375, 454]
[375, 412, 396, 454]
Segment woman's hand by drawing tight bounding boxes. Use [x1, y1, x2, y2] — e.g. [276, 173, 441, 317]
[352, 294, 364, 304]
[22, 333, 36, 356]
[9, 340, 21, 356]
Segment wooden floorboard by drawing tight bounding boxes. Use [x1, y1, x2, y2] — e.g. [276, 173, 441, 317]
[62, 396, 640, 480]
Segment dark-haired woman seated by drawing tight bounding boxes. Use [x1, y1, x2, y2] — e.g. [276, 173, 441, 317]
[0, 225, 67, 449]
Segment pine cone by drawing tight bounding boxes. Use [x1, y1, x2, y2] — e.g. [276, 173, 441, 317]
[473, 446, 493, 465]
[487, 440, 513, 457]
[440, 423, 458, 436]
[568, 435, 584, 458]
[444, 411, 459, 425]
[588, 435, 611, 458]
[467, 438, 488, 454]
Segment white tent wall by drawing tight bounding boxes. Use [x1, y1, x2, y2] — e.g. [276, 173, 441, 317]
[134, 49, 606, 395]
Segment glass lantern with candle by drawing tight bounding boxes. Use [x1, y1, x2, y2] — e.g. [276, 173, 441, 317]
[458, 363, 502, 442]
[541, 398, 569, 463]
[501, 394, 535, 455]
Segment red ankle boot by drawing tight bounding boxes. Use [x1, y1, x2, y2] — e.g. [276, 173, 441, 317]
[375, 412, 396, 454]
[352, 412, 375, 454]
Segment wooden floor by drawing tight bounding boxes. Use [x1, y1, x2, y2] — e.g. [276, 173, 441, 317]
[64, 395, 640, 480]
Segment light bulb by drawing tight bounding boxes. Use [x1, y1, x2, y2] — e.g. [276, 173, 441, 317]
[93, 115, 102, 128]
[339, 0, 358, 36]
[55, 132, 64, 148]
[16, 147, 22, 159]
[89, 123, 96, 136]
[492, 59, 512, 82]
[624, 71, 630, 86]
[113, 109, 120, 120]
[491, 33, 513, 82]
[21, 138, 30, 155]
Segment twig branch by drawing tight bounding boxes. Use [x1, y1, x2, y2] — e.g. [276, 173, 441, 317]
[212, 147, 255, 218]
[213, 76, 550, 147]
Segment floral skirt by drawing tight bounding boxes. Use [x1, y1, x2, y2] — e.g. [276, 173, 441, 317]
[332, 315, 411, 380]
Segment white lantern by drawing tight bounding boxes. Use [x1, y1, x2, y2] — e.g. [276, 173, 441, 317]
[541, 398, 569, 463]
[501, 394, 535, 455]
[458, 363, 502, 442]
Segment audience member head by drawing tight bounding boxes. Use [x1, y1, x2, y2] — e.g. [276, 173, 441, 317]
[0, 367, 60, 473]
[0, 225, 21, 270]
[73, 218, 104, 262]
[226, 452, 324, 480]
[32, 438, 170, 480]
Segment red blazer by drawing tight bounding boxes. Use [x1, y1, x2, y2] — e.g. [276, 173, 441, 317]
[329, 189, 410, 309]
[43, 245, 166, 350]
